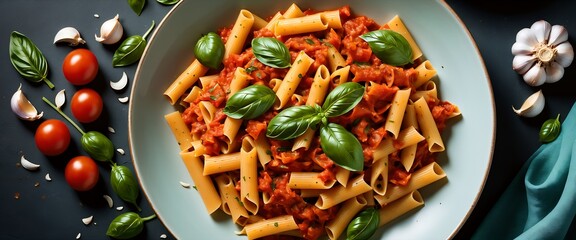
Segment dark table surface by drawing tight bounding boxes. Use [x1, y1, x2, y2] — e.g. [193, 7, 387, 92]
[1, 0, 575, 239]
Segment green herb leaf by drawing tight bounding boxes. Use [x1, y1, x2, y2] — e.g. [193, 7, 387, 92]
[224, 85, 276, 119]
[540, 114, 561, 143]
[111, 164, 141, 211]
[113, 21, 155, 67]
[128, 0, 145, 15]
[81, 131, 114, 162]
[320, 123, 364, 171]
[9, 31, 54, 89]
[251, 37, 291, 68]
[156, 0, 179, 5]
[106, 212, 156, 239]
[347, 208, 380, 240]
[246, 66, 258, 74]
[267, 105, 322, 140]
[194, 32, 225, 69]
[360, 29, 413, 66]
[322, 82, 364, 118]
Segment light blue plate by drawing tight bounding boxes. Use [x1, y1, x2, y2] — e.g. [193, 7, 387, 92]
[129, 0, 495, 239]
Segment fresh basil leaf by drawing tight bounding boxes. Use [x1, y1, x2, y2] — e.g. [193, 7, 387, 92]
[251, 37, 291, 68]
[156, 0, 179, 5]
[128, 0, 145, 15]
[111, 164, 141, 210]
[347, 208, 380, 240]
[267, 105, 322, 140]
[322, 82, 364, 118]
[9, 31, 54, 89]
[113, 21, 155, 67]
[194, 32, 225, 69]
[81, 131, 114, 162]
[540, 114, 561, 143]
[320, 123, 364, 172]
[224, 85, 276, 119]
[360, 29, 413, 66]
[106, 212, 156, 239]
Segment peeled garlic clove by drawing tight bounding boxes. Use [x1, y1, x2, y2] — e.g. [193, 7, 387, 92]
[522, 63, 546, 86]
[513, 90, 545, 117]
[11, 84, 43, 121]
[548, 25, 568, 47]
[21, 155, 40, 171]
[118, 96, 129, 103]
[95, 14, 123, 44]
[512, 55, 536, 75]
[54, 27, 86, 46]
[82, 216, 93, 225]
[511, 42, 534, 55]
[555, 41, 574, 67]
[516, 28, 539, 47]
[530, 20, 551, 43]
[110, 72, 128, 91]
[55, 89, 66, 109]
[545, 61, 564, 83]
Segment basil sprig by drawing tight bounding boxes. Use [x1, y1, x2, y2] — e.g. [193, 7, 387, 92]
[224, 85, 276, 120]
[111, 164, 141, 211]
[113, 20, 155, 67]
[194, 32, 225, 69]
[347, 208, 380, 240]
[106, 212, 156, 239]
[128, 0, 145, 15]
[251, 37, 291, 68]
[360, 29, 413, 66]
[266, 82, 365, 171]
[9, 31, 54, 89]
[540, 114, 561, 143]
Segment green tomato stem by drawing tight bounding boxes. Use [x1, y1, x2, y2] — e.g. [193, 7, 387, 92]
[142, 20, 155, 40]
[42, 77, 55, 89]
[555, 114, 561, 122]
[42, 97, 86, 135]
[141, 214, 157, 222]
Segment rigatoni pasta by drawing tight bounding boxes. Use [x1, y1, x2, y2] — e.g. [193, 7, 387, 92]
[163, 3, 460, 240]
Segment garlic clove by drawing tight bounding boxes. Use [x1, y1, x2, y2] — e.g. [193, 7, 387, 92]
[103, 195, 114, 208]
[118, 96, 129, 103]
[512, 55, 536, 75]
[110, 72, 128, 91]
[82, 216, 93, 225]
[54, 27, 86, 46]
[55, 89, 66, 109]
[555, 41, 574, 67]
[511, 41, 534, 55]
[513, 90, 545, 117]
[516, 28, 539, 47]
[21, 155, 40, 171]
[530, 20, 551, 44]
[548, 25, 568, 47]
[11, 84, 43, 121]
[95, 14, 124, 45]
[545, 61, 564, 83]
[522, 63, 546, 86]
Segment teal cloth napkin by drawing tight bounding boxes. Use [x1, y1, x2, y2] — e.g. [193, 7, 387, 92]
[473, 102, 576, 240]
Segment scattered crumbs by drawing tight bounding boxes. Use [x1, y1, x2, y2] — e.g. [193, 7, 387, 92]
[93, 222, 97, 225]
[45, 173, 52, 182]
[76, 233, 81, 239]
[94, 14, 100, 18]
[14, 192, 20, 200]
[16, 162, 21, 168]
[116, 206, 124, 211]
[116, 148, 125, 155]
[160, 234, 167, 239]
[108, 126, 116, 133]
[118, 97, 129, 103]
[34, 182, 40, 188]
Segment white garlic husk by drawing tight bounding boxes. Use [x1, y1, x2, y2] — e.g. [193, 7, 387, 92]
[54, 27, 86, 46]
[512, 90, 545, 117]
[11, 84, 43, 121]
[511, 20, 573, 86]
[95, 14, 123, 44]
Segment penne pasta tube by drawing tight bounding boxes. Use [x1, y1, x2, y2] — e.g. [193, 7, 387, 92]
[378, 190, 424, 226]
[413, 60, 437, 88]
[335, 166, 350, 187]
[384, 88, 411, 139]
[203, 152, 241, 175]
[254, 133, 272, 168]
[317, 10, 343, 29]
[164, 59, 209, 105]
[370, 157, 389, 196]
[373, 126, 425, 161]
[327, 45, 347, 72]
[288, 172, 336, 189]
[240, 136, 260, 214]
[225, 10, 255, 59]
[252, 13, 268, 30]
[274, 51, 314, 110]
[274, 14, 329, 36]
[385, 15, 423, 61]
[414, 97, 445, 152]
[215, 174, 249, 226]
[325, 195, 367, 240]
[182, 86, 202, 104]
[269, 78, 282, 92]
[410, 81, 437, 102]
[164, 111, 193, 151]
[400, 144, 418, 171]
[282, 3, 304, 18]
[239, 215, 299, 240]
[330, 65, 350, 87]
[300, 189, 326, 198]
[264, 12, 283, 31]
[316, 174, 372, 209]
[180, 151, 221, 214]
[374, 162, 445, 206]
[199, 74, 219, 89]
[198, 101, 217, 127]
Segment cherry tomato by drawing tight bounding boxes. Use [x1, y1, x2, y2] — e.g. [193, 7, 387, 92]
[35, 119, 71, 156]
[71, 88, 103, 123]
[62, 49, 99, 85]
[65, 156, 100, 191]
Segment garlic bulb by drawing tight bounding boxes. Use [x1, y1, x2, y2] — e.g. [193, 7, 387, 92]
[512, 90, 545, 117]
[95, 14, 123, 44]
[512, 20, 574, 86]
[54, 27, 86, 46]
[11, 84, 43, 121]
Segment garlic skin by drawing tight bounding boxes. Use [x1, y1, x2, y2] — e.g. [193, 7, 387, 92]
[54, 27, 86, 46]
[95, 14, 123, 44]
[512, 20, 574, 86]
[11, 84, 43, 121]
[512, 90, 545, 117]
